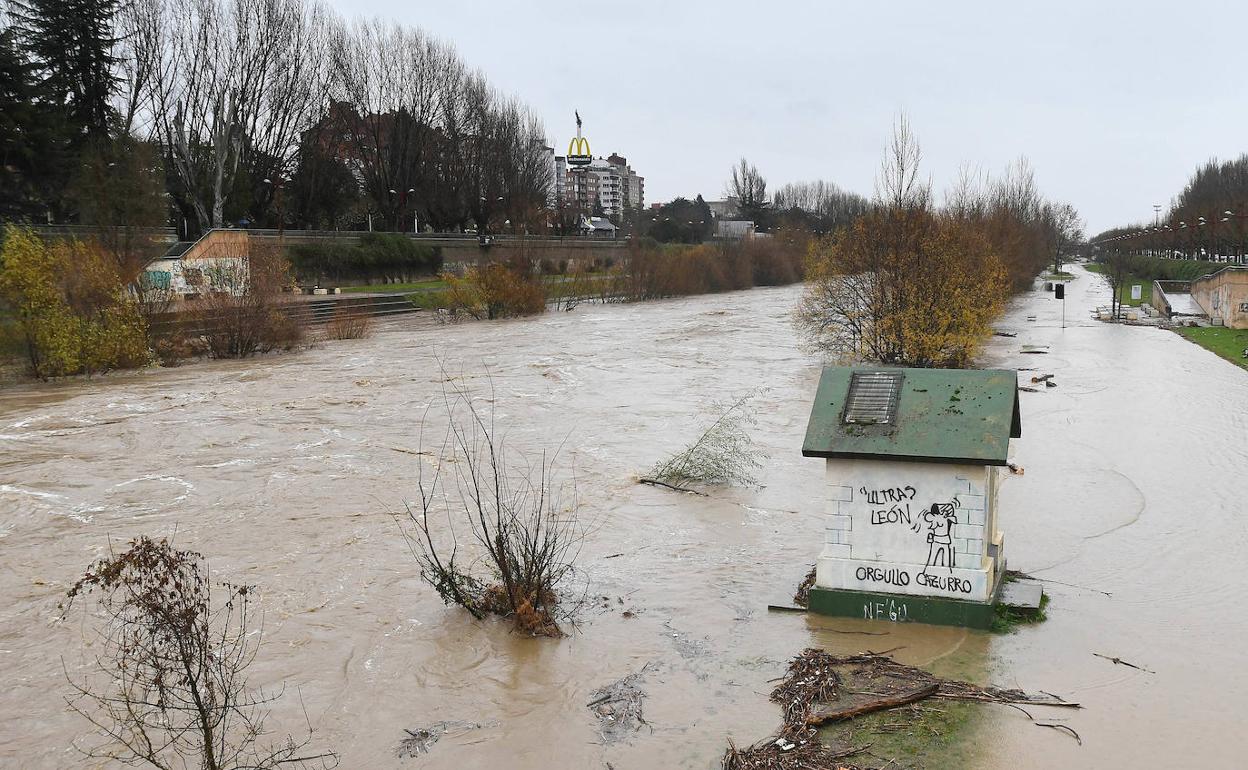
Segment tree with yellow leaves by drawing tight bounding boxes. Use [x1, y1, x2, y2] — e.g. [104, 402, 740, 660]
[439, 259, 546, 320]
[0, 225, 149, 378]
[796, 117, 1009, 368]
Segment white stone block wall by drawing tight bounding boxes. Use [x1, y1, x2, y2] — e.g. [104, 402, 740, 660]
[816, 458, 999, 602]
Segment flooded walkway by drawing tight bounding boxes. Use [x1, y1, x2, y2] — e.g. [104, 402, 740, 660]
[1, 269, 1245, 768]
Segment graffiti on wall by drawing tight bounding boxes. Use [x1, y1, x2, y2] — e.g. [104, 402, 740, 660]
[856, 492, 977, 595]
[917, 502, 959, 575]
[862, 484, 917, 525]
[829, 471, 989, 598]
[863, 598, 909, 622]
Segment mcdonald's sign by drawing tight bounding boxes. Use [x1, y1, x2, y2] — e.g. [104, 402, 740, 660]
[567, 136, 592, 164]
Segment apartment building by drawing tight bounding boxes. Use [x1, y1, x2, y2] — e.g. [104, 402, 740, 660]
[552, 151, 644, 220]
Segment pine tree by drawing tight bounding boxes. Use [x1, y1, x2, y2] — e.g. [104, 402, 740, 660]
[11, 0, 121, 141]
[0, 21, 47, 220]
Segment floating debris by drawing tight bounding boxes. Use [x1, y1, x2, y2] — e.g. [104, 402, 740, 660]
[587, 666, 653, 743]
[397, 720, 484, 759]
[792, 566, 816, 608]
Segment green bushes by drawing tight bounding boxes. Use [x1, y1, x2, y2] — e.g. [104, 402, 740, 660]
[1109, 255, 1225, 282]
[0, 226, 149, 379]
[286, 233, 441, 285]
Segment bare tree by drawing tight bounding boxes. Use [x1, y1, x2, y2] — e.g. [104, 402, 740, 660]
[772, 179, 870, 233]
[1043, 201, 1084, 274]
[139, 0, 320, 231]
[101, 0, 552, 236]
[944, 163, 989, 221]
[330, 18, 456, 231]
[728, 157, 769, 220]
[114, 0, 161, 134]
[398, 379, 584, 637]
[62, 536, 336, 770]
[876, 114, 931, 212]
[1102, 243, 1132, 319]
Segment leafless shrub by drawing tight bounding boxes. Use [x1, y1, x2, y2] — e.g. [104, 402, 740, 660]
[136, 271, 199, 365]
[61, 536, 336, 770]
[189, 242, 305, 358]
[643, 391, 765, 491]
[398, 379, 584, 637]
[323, 306, 373, 340]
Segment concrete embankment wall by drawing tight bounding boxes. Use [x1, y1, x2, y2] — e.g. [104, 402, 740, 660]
[437, 239, 627, 271]
[249, 230, 628, 274]
[1152, 280, 1191, 317]
[1191, 267, 1248, 328]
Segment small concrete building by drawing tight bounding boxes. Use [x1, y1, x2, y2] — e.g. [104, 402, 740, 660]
[142, 230, 251, 298]
[802, 367, 1020, 628]
[1191, 266, 1248, 328]
[713, 220, 756, 240]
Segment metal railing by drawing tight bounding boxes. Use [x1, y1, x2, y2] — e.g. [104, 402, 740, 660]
[238, 228, 627, 245]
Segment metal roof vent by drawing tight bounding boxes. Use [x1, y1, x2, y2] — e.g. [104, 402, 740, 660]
[843, 371, 904, 425]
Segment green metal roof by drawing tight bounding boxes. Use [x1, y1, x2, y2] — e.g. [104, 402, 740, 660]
[802, 367, 1021, 466]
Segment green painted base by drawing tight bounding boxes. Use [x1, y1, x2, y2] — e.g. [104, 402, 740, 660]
[808, 586, 998, 630]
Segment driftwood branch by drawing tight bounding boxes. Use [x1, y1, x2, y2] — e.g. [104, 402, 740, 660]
[805, 683, 938, 726]
[1093, 653, 1154, 673]
[1036, 722, 1083, 745]
[638, 478, 708, 496]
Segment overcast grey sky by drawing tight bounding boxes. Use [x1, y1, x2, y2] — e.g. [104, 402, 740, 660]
[326, 0, 1246, 234]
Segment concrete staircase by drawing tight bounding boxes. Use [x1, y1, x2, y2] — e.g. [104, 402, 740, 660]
[282, 293, 421, 325]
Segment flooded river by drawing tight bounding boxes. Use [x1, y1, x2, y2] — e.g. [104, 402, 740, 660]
[2, 267, 1245, 768]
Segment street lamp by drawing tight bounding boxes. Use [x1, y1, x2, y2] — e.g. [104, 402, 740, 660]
[263, 177, 285, 238]
[388, 187, 419, 233]
[1227, 210, 1247, 264]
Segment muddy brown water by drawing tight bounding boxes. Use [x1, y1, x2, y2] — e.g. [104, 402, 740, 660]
[1, 267, 1245, 768]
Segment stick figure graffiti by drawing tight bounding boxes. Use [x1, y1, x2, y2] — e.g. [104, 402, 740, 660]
[917, 502, 958, 574]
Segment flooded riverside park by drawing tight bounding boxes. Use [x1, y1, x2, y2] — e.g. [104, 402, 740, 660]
[2, 265, 1246, 768]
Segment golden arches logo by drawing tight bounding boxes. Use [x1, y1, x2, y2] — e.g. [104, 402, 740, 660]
[568, 136, 591, 157]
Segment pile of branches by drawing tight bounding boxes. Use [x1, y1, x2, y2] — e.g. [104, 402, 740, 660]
[723, 737, 868, 770]
[792, 567, 816, 608]
[722, 648, 1079, 769]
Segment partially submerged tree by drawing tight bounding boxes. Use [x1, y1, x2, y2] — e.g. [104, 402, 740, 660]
[643, 391, 765, 492]
[797, 116, 1010, 368]
[438, 259, 545, 320]
[797, 210, 1008, 367]
[399, 381, 583, 637]
[61, 536, 336, 770]
[1043, 201, 1084, 274]
[1101, 244, 1133, 319]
